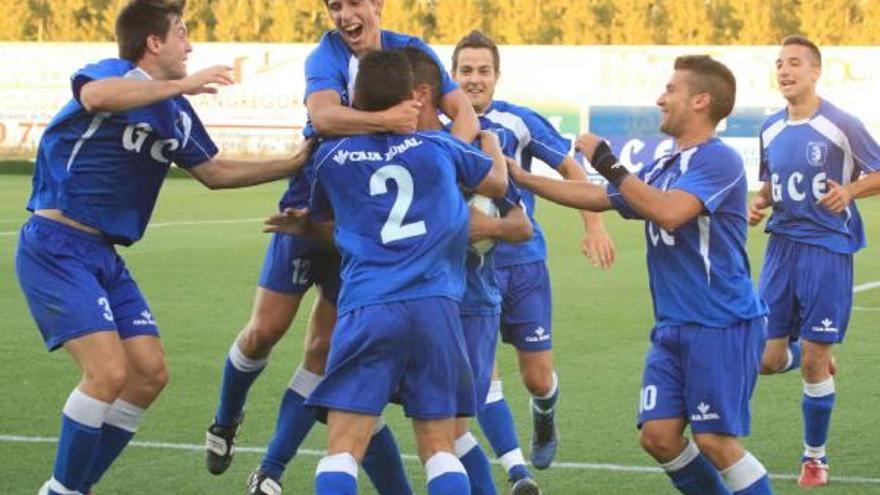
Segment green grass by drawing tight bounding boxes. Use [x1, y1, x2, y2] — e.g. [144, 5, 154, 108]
[1, 174, 879, 494]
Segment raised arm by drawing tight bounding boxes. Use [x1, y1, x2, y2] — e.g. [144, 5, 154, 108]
[79, 65, 234, 113]
[440, 88, 481, 143]
[306, 90, 420, 137]
[472, 131, 510, 198]
[556, 156, 616, 269]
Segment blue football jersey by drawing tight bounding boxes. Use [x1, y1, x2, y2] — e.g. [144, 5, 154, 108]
[460, 178, 524, 316]
[309, 131, 493, 314]
[608, 138, 767, 328]
[477, 100, 571, 267]
[27, 58, 218, 246]
[759, 99, 880, 254]
[280, 29, 458, 210]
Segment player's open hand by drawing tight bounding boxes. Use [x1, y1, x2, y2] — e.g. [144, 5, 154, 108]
[505, 157, 525, 181]
[180, 65, 234, 95]
[748, 195, 771, 226]
[819, 179, 852, 214]
[574, 133, 604, 162]
[263, 208, 310, 235]
[380, 100, 421, 134]
[581, 226, 616, 269]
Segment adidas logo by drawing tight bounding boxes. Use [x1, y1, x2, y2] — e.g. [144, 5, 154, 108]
[811, 318, 838, 333]
[525, 327, 551, 343]
[690, 402, 721, 422]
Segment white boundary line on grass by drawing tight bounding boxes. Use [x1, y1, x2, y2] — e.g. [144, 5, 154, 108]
[0, 217, 264, 237]
[853, 281, 880, 293]
[3, 434, 880, 484]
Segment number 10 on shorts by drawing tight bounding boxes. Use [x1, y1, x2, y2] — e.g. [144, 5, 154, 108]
[639, 385, 657, 413]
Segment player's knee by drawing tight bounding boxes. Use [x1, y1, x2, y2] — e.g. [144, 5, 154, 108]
[638, 429, 681, 461]
[84, 361, 129, 397]
[522, 368, 553, 396]
[241, 318, 288, 354]
[759, 349, 787, 374]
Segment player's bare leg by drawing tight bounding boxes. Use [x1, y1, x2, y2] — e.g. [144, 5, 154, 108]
[314, 411, 377, 494]
[760, 337, 799, 375]
[516, 350, 558, 469]
[207, 288, 303, 475]
[413, 418, 472, 494]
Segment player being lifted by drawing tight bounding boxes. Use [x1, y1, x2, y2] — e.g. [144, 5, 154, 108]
[750, 36, 880, 488]
[509, 55, 775, 495]
[204, 1, 479, 493]
[450, 30, 616, 476]
[295, 49, 507, 495]
[14, 1, 312, 494]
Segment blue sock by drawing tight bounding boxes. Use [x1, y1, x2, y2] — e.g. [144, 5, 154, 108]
[426, 452, 471, 495]
[214, 343, 267, 427]
[532, 372, 559, 412]
[260, 365, 322, 480]
[721, 452, 772, 495]
[52, 389, 111, 493]
[362, 422, 413, 495]
[82, 399, 144, 492]
[315, 453, 358, 495]
[781, 341, 801, 373]
[661, 440, 730, 495]
[802, 378, 835, 461]
[478, 382, 529, 480]
[456, 433, 497, 495]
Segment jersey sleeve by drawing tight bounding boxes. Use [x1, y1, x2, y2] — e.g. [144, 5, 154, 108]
[846, 116, 880, 173]
[672, 147, 744, 214]
[172, 100, 219, 169]
[304, 35, 346, 101]
[407, 37, 458, 96]
[438, 136, 493, 189]
[71, 58, 132, 103]
[521, 110, 572, 169]
[494, 176, 523, 217]
[606, 183, 642, 220]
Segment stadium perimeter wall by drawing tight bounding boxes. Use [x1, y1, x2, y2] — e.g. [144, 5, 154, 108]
[2, 42, 878, 189]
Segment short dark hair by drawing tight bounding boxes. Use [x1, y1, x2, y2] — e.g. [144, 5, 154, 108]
[674, 55, 737, 124]
[116, 0, 185, 62]
[782, 35, 822, 67]
[399, 47, 442, 108]
[353, 50, 414, 112]
[452, 29, 500, 73]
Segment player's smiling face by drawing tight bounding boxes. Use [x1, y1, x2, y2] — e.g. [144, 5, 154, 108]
[156, 16, 191, 80]
[657, 70, 693, 137]
[326, 0, 383, 56]
[453, 48, 498, 114]
[776, 44, 820, 102]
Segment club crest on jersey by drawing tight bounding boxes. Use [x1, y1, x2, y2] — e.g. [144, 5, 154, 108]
[806, 141, 828, 167]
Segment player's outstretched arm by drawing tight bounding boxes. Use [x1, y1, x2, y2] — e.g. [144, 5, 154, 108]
[187, 138, 314, 189]
[306, 90, 420, 137]
[576, 133, 702, 231]
[469, 204, 532, 245]
[749, 182, 772, 226]
[79, 65, 234, 113]
[472, 131, 510, 198]
[440, 88, 480, 143]
[557, 156, 616, 269]
[509, 155, 612, 212]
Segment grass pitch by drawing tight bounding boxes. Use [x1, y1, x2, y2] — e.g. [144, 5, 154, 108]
[1, 173, 878, 494]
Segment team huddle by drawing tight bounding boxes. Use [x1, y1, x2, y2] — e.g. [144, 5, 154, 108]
[14, 0, 880, 495]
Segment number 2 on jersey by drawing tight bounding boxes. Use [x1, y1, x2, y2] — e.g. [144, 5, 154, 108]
[370, 165, 426, 244]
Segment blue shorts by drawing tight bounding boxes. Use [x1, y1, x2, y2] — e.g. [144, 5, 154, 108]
[15, 216, 159, 351]
[461, 313, 500, 408]
[496, 261, 552, 352]
[258, 232, 341, 304]
[759, 235, 852, 344]
[306, 297, 476, 419]
[638, 317, 766, 436]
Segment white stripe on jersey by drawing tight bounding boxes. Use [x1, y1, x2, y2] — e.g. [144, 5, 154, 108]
[760, 118, 787, 149]
[347, 55, 359, 105]
[483, 110, 530, 164]
[809, 115, 857, 185]
[698, 215, 711, 283]
[678, 147, 698, 174]
[66, 112, 109, 171]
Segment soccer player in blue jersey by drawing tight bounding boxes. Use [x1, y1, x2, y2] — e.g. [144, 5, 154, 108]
[301, 49, 507, 495]
[749, 36, 880, 488]
[451, 30, 617, 474]
[206, 1, 480, 492]
[509, 55, 775, 495]
[15, 2, 313, 495]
